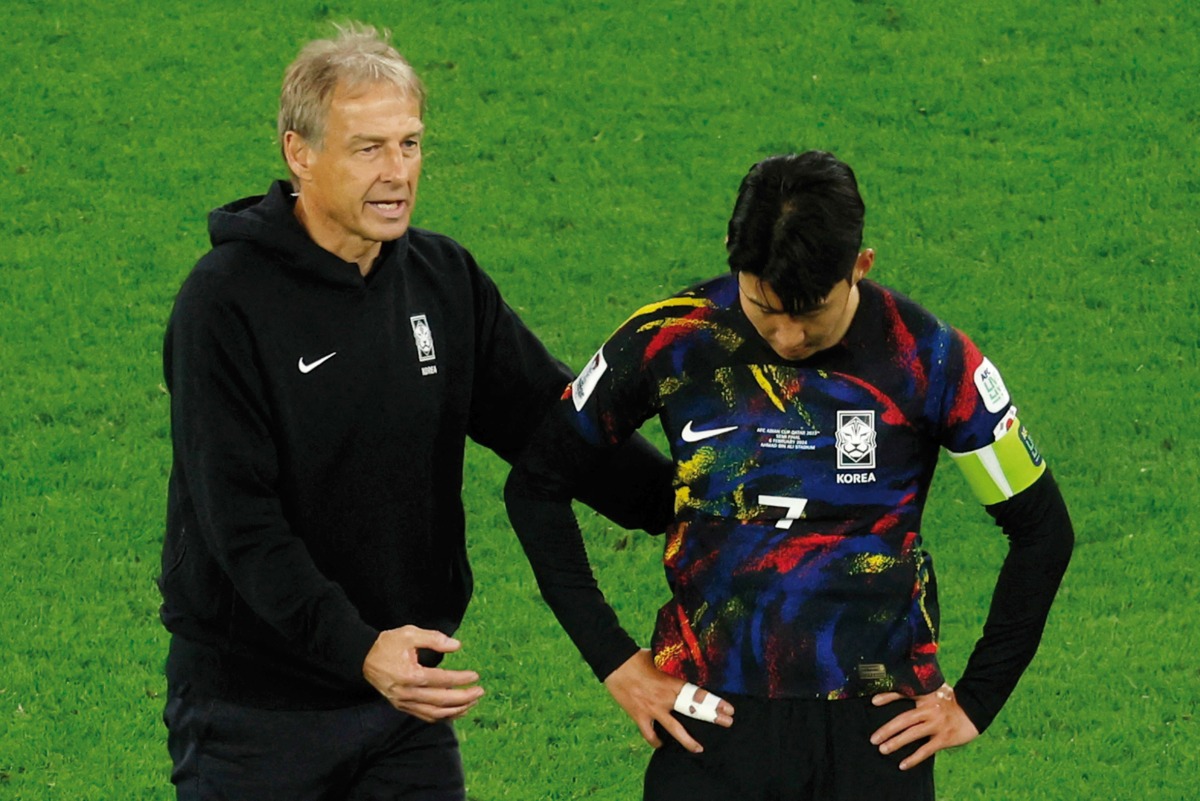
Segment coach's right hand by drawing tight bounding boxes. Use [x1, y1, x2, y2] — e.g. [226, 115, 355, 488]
[604, 649, 734, 753]
[363, 625, 485, 722]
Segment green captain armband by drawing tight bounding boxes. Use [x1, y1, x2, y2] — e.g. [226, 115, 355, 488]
[948, 412, 1046, 505]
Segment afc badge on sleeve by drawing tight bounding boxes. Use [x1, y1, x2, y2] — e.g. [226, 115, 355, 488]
[974, 358, 1011, 413]
[572, 348, 608, 412]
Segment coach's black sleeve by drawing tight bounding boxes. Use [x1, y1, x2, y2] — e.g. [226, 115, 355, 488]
[505, 405, 661, 681]
[953, 469, 1074, 732]
[163, 270, 380, 682]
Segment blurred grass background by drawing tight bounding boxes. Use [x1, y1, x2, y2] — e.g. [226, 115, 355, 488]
[1, 0, 1197, 798]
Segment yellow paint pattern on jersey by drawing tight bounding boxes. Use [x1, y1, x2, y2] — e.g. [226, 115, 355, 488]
[699, 598, 747, 648]
[664, 522, 685, 561]
[750, 365, 786, 412]
[849, 553, 899, 575]
[740, 487, 768, 521]
[621, 296, 744, 353]
[759, 364, 817, 428]
[915, 552, 937, 641]
[636, 316, 718, 338]
[678, 448, 717, 484]
[654, 642, 684, 669]
[732, 484, 752, 520]
[719, 596, 747, 620]
[710, 325, 745, 353]
[714, 368, 739, 407]
[657, 375, 686, 400]
[625, 296, 710, 326]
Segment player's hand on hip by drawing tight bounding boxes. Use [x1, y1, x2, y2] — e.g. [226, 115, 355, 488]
[603, 649, 734, 754]
[363, 625, 484, 722]
[870, 683, 979, 770]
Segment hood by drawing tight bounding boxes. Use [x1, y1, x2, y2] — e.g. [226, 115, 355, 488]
[206, 180, 405, 288]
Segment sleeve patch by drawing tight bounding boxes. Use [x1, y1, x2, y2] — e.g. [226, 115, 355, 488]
[571, 347, 608, 412]
[973, 358, 1011, 413]
[992, 406, 1019, 441]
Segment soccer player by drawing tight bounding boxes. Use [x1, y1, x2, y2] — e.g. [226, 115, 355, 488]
[159, 24, 671, 800]
[505, 151, 1074, 800]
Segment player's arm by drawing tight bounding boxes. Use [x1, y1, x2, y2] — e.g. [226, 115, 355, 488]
[466, 263, 673, 534]
[872, 340, 1073, 768]
[940, 345, 1074, 732]
[504, 320, 732, 751]
[950, 462, 1075, 732]
[872, 415, 1074, 768]
[505, 405, 731, 752]
[504, 405, 642, 679]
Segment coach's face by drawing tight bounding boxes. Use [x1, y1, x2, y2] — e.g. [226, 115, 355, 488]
[285, 81, 424, 274]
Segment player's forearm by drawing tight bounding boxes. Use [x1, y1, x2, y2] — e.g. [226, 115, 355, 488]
[954, 470, 1074, 732]
[504, 468, 640, 680]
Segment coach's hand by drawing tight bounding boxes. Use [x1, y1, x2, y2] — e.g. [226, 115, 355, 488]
[363, 625, 485, 722]
[604, 649, 734, 754]
[870, 683, 979, 770]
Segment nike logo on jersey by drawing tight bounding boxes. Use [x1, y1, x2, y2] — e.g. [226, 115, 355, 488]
[298, 352, 337, 374]
[681, 421, 739, 443]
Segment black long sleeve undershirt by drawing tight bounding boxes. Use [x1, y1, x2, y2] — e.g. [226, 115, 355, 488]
[953, 468, 1074, 732]
[505, 407, 650, 681]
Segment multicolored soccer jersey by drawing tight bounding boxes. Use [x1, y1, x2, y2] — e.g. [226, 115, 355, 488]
[565, 276, 1046, 700]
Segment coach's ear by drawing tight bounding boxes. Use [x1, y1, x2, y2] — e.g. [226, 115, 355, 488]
[852, 249, 875, 283]
[283, 130, 316, 183]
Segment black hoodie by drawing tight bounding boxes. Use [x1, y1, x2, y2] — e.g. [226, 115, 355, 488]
[161, 181, 671, 709]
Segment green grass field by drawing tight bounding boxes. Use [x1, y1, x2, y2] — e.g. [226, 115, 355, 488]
[2, 0, 1197, 798]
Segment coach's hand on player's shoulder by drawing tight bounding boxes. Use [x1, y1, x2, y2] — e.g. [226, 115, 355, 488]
[603, 649, 734, 754]
[870, 683, 979, 770]
[363, 625, 485, 723]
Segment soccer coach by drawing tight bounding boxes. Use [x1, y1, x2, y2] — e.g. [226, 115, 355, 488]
[159, 23, 671, 800]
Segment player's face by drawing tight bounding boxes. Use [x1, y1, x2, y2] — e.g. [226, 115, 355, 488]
[285, 81, 424, 270]
[737, 250, 873, 361]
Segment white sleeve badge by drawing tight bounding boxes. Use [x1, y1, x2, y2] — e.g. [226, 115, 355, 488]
[973, 358, 1011, 413]
[571, 347, 608, 412]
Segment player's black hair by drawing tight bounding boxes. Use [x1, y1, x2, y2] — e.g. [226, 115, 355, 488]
[726, 151, 865, 314]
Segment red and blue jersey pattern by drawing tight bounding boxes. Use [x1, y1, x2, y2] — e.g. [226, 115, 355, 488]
[567, 276, 1009, 699]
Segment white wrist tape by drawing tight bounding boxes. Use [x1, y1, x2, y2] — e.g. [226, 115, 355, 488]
[673, 682, 724, 723]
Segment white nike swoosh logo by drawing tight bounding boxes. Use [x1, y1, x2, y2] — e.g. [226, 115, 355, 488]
[681, 421, 739, 443]
[298, 352, 337, 374]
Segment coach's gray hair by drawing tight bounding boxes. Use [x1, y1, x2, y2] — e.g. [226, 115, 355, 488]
[278, 22, 426, 163]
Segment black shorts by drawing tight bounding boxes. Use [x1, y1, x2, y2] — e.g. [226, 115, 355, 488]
[163, 682, 464, 801]
[644, 694, 935, 801]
